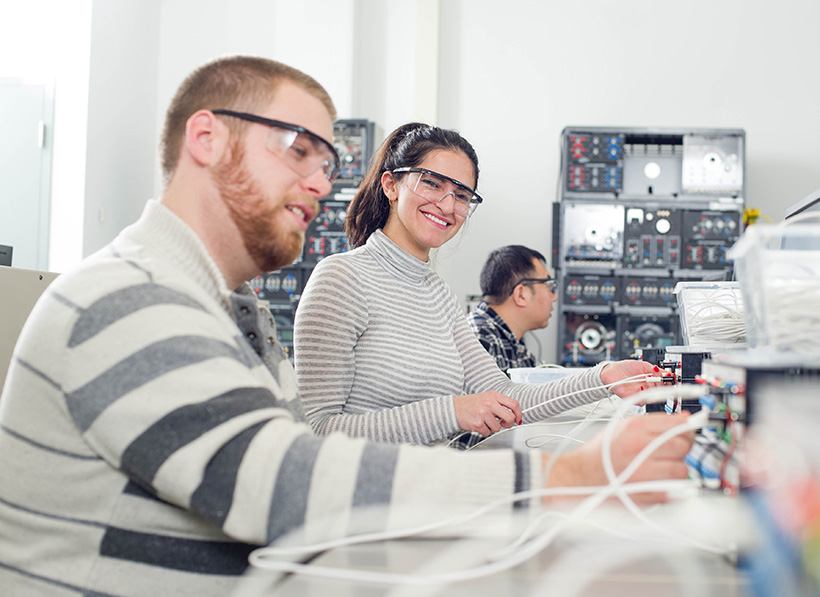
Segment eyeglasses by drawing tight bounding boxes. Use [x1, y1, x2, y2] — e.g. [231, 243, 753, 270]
[211, 109, 341, 182]
[391, 167, 483, 218]
[511, 277, 557, 295]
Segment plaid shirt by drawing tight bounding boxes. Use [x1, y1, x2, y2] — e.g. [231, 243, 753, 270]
[466, 301, 537, 374]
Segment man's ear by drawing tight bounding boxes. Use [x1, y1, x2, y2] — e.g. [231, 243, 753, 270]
[185, 110, 226, 167]
[510, 283, 530, 308]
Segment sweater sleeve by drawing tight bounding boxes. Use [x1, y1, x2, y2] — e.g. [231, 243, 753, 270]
[31, 272, 539, 550]
[294, 257, 460, 444]
[452, 305, 612, 422]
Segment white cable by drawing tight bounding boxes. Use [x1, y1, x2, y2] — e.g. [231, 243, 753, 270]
[249, 400, 708, 586]
[734, 213, 820, 350]
[249, 451, 699, 586]
[509, 385, 706, 555]
[248, 479, 695, 562]
[538, 397, 623, 485]
[447, 386, 711, 575]
[465, 388, 630, 453]
[681, 288, 746, 345]
[522, 373, 658, 415]
[523, 433, 586, 450]
[601, 408, 730, 555]
[490, 400, 715, 576]
[445, 372, 655, 449]
[471, 479, 701, 564]
[248, 481, 699, 585]
[762, 282, 820, 351]
[596, 386, 731, 555]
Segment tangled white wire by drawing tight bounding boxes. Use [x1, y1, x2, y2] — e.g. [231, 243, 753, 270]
[247, 384, 726, 587]
[732, 210, 820, 351]
[446, 373, 656, 450]
[680, 287, 746, 345]
[762, 278, 820, 351]
[600, 386, 730, 555]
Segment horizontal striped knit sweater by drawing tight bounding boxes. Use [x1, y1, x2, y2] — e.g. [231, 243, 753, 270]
[0, 201, 540, 597]
[294, 230, 611, 444]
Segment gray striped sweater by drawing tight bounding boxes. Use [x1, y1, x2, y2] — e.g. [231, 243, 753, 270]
[294, 230, 611, 444]
[0, 201, 539, 597]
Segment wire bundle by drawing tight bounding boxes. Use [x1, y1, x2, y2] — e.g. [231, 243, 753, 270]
[680, 287, 746, 346]
[761, 277, 820, 351]
[247, 383, 732, 588]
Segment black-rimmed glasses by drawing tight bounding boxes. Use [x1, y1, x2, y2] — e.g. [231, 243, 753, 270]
[391, 167, 483, 218]
[511, 277, 556, 295]
[212, 109, 341, 182]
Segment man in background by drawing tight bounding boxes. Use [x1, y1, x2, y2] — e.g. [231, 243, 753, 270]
[468, 245, 558, 373]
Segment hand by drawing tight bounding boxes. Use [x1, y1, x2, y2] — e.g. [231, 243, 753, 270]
[453, 392, 523, 437]
[546, 413, 695, 505]
[600, 359, 671, 399]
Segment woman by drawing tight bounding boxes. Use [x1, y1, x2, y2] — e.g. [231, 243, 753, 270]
[294, 123, 658, 445]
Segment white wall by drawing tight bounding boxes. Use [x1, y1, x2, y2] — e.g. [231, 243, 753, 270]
[83, 0, 162, 257]
[0, 0, 92, 273]
[62, 0, 820, 362]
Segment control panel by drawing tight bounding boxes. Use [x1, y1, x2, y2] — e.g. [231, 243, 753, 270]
[303, 199, 350, 265]
[555, 126, 745, 365]
[249, 266, 305, 360]
[332, 119, 379, 192]
[561, 312, 618, 366]
[623, 207, 681, 269]
[621, 276, 677, 307]
[565, 133, 624, 193]
[681, 209, 741, 269]
[619, 314, 678, 359]
[563, 274, 619, 307]
[563, 128, 744, 201]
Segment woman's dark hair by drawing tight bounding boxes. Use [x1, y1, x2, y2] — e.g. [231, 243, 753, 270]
[345, 122, 480, 248]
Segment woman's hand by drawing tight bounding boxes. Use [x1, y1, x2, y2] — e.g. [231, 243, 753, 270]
[600, 359, 671, 398]
[453, 392, 523, 437]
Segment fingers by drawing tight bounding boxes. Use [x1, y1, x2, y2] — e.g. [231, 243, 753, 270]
[472, 423, 494, 437]
[627, 457, 690, 484]
[605, 359, 678, 398]
[490, 397, 521, 428]
[632, 411, 689, 431]
[493, 394, 524, 426]
[610, 423, 693, 505]
[602, 413, 695, 481]
[483, 415, 502, 435]
[623, 414, 695, 455]
[453, 393, 522, 435]
[644, 435, 694, 460]
[627, 491, 672, 506]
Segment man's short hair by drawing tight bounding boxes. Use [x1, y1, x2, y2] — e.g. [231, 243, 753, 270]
[480, 245, 547, 305]
[160, 55, 336, 185]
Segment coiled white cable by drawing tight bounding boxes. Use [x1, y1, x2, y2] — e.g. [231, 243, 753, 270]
[247, 481, 700, 586]
[447, 373, 655, 450]
[248, 385, 713, 586]
[682, 288, 746, 345]
[600, 389, 731, 555]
